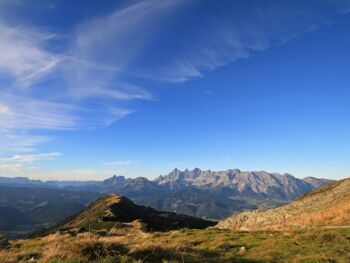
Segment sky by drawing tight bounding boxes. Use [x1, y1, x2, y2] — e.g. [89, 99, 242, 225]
[0, 0, 350, 181]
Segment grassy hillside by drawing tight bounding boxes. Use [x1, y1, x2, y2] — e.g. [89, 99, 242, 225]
[217, 178, 350, 231]
[0, 227, 349, 262]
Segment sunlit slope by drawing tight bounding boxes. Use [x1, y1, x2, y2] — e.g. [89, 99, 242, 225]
[217, 178, 350, 230]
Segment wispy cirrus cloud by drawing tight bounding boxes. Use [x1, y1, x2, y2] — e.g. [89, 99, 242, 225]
[0, 152, 61, 174]
[0, 92, 77, 131]
[0, 0, 182, 175]
[0, 133, 51, 153]
[0, 0, 181, 156]
[7, 152, 62, 162]
[0, 24, 62, 88]
[64, 0, 182, 100]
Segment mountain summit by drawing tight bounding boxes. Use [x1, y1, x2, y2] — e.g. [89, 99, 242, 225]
[61, 194, 216, 233]
[155, 168, 331, 200]
[217, 177, 350, 231]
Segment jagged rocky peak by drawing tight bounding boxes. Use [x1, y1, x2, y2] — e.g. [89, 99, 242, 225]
[102, 175, 126, 185]
[98, 168, 333, 202]
[155, 168, 326, 196]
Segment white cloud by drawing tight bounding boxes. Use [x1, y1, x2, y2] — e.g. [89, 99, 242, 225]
[0, 132, 51, 153]
[0, 92, 78, 131]
[0, 162, 23, 174]
[8, 152, 61, 162]
[0, 103, 10, 115]
[0, 24, 62, 88]
[0, 152, 62, 175]
[64, 0, 182, 100]
[0, 0, 183, 156]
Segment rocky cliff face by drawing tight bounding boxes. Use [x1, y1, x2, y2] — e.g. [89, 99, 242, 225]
[155, 168, 329, 199]
[216, 178, 350, 231]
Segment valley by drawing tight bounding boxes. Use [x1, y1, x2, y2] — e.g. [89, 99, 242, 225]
[0, 178, 349, 262]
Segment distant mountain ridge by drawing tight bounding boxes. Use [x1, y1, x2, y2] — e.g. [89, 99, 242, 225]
[0, 176, 98, 188]
[0, 168, 333, 195]
[154, 168, 329, 199]
[0, 168, 334, 223]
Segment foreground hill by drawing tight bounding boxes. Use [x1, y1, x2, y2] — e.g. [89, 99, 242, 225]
[217, 178, 350, 231]
[61, 194, 216, 232]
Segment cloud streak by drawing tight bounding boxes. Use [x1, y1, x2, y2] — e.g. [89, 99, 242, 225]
[0, 24, 62, 88]
[0, 152, 62, 174]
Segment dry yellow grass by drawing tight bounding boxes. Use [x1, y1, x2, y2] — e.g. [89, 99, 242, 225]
[217, 178, 350, 231]
[1, 227, 349, 263]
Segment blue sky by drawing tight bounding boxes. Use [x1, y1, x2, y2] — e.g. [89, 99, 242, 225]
[0, 0, 350, 180]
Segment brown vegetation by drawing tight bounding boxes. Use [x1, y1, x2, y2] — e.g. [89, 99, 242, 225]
[217, 178, 350, 231]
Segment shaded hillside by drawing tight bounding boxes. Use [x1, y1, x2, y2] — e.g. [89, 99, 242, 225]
[0, 207, 33, 230]
[27, 203, 85, 224]
[217, 178, 350, 231]
[137, 187, 257, 220]
[62, 194, 216, 232]
[0, 186, 101, 212]
[0, 186, 101, 239]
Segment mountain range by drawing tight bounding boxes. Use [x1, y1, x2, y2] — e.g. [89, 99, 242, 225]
[83, 168, 334, 219]
[0, 168, 334, 238]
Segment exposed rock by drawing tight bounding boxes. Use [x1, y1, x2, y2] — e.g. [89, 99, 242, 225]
[156, 168, 333, 199]
[0, 236, 9, 248]
[238, 246, 246, 255]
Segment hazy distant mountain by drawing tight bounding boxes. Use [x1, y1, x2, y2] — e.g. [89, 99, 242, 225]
[217, 177, 350, 231]
[0, 176, 98, 188]
[302, 176, 334, 188]
[95, 175, 164, 198]
[0, 186, 101, 212]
